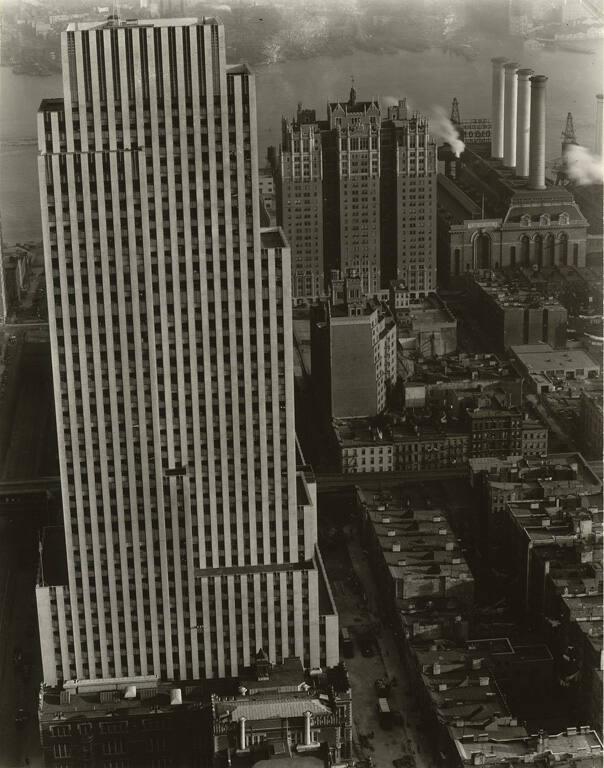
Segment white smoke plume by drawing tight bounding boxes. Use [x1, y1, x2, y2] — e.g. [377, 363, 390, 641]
[565, 144, 604, 186]
[380, 95, 401, 107]
[430, 105, 465, 158]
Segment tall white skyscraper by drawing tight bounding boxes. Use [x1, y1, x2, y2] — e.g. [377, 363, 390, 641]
[36, 16, 337, 686]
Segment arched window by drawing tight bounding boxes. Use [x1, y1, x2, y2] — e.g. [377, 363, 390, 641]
[573, 243, 579, 266]
[520, 214, 531, 227]
[545, 233, 555, 266]
[558, 212, 570, 226]
[521, 235, 530, 266]
[559, 233, 568, 266]
[534, 234, 543, 267]
[539, 214, 550, 227]
[474, 233, 491, 270]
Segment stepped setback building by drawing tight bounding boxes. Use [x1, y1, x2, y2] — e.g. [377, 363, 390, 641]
[36, 16, 337, 687]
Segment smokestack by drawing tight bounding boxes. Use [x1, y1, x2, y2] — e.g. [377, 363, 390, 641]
[596, 94, 604, 160]
[528, 76, 548, 190]
[491, 57, 507, 160]
[515, 68, 534, 177]
[503, 62, 519, 168]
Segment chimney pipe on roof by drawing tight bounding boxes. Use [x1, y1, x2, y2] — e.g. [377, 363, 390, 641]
[503, 62, 519, 168]
[528, 76, 548, 190]
[491, 57, 508, 159]
[515, 68, 534, 177]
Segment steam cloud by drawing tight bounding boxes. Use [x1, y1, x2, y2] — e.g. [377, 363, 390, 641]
[430, 105, 465, 158]
[565, 144, 604, 186]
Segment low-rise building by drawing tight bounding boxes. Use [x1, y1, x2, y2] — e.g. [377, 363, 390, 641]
[311, 270, 397, 418]
[356, 486, 475, 616]
[452, 727, 603, 767]
[210, 655, 352, 768]
[500, 497, 602, 615]
[469, 452, 601, 555]
[38, 676, 207, 768]
[334, 415, 470, 473]
[333, 395, 547, 475]
[466, 271, 568, 351]
[510, 343, 600, 394]
[408, 637, 603, 766]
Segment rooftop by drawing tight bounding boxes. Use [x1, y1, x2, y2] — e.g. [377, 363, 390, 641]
[510, 344, 600, 374]
[471, 272, 567, 311]
[454, 727, 603, 765]
[40, 677, 203, 722]
[469, 452, 602, 491]
[66, 17, 206, 32]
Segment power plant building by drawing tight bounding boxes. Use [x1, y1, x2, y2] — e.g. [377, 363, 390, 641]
[438, 61, 589, 285]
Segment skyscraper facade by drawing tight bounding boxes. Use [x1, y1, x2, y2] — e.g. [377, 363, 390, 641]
[324, 90, 382, 297]
[278, 92, 437, 302]
[279, 108, 324, 301]
[381, 100, 438, 295]
[36, 16, 337, 687]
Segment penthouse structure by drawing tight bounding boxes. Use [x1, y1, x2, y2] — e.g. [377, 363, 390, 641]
[466, 271, 568, 350]
[36, 16, 337, 687]
[310, 270, 396, 418]
[278, 93, 437, 300]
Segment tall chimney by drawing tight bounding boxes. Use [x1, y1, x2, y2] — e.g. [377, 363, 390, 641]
[596, 94, 604, 160]
[515, 68, 534, 177]
[503, 62, 519, 168]
[528, 76, 548, 190]
[491, 57, 508, 160]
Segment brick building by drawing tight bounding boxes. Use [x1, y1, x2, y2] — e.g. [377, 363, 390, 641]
[277, 93, 437, 300]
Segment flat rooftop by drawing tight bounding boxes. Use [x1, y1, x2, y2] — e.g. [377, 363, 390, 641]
[333, 414, 469, 446]
[511, 344, 600, 374]
[472, 273, 567, 311]
[66, 17, 205, 31]
[454, 728, 603, 763]
[40, 678, 204, 722]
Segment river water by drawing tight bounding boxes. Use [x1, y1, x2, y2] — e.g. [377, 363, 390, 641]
[1, 38, 601, 244]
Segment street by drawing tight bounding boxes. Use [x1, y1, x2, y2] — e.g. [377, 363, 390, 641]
[320, 519, 435, 768]
[0, 516, 44, 768]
